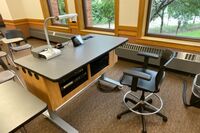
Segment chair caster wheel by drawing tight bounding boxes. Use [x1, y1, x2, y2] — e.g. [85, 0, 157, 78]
[147, 99, 152, 104]
[125, 98, 128, 103]
[142, 130, 147, 133]
[117, 115, 121, 119]
[163, 117, 168, 122]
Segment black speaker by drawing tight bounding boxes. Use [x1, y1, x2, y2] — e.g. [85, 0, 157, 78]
[71, 35, 84, 47]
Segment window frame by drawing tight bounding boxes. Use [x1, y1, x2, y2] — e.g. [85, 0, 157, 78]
[46, 0, 69, 27]
[145, 0, 200, 42]
[82, 0, 115, 32]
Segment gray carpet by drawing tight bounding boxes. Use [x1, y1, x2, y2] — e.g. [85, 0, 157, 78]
[1, 38, 200, 133]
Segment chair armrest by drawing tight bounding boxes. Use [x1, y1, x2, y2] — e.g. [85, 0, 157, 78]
[1, 37, 23, 44]
[137, 52, 159, 59]
[163, 50, 175, 67]
[10, 44, 31, 51]
[124, 69, 151, 81]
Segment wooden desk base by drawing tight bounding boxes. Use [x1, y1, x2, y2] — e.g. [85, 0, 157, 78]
[19, 50, 117, 111]
[18, 50, 117, 133]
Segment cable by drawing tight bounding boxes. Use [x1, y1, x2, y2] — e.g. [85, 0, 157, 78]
[182, 80, 191, 107]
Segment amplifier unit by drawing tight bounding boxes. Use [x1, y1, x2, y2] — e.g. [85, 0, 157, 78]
[59, 65, 88, 97]
[90, 53, 109, 76]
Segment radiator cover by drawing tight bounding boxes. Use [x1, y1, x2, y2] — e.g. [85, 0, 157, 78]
[29, 28, 74, 43]
[116, 43, 200, 74]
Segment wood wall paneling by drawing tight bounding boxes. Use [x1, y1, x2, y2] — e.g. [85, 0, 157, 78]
[4, 19, 30, 37]
[28, 19, 44, 29]
[118, 26, 138, 36]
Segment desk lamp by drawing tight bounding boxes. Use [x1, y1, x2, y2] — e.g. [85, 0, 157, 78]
[40, 13, 77, 60]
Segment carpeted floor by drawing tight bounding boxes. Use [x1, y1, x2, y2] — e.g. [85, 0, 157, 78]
[1, 38, 200, 133]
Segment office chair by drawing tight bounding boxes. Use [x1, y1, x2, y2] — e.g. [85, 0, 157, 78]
[0, 70, 25, 87]
[117, 49, 175, 133]
[0, 58, 8, 70]
[2, 29, 32, 60]
[0, 14, 5, 27]
[183, 73, 200, 108]
[0, 51, 10, 65]
[0, 50, 18, 69]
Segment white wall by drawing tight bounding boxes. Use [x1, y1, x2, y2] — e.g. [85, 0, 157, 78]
[0, 0, 140, 27]
[0, 0, 12, 20]
[6, 0, 26, 20]
[0, 0, 44, 20]
[21, 0, 44, 19]
[119, 0, 139, 27]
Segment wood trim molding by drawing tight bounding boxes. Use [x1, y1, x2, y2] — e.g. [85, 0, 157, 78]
[3, 18, 73, 35]
[4, 19, 44, 28]
[28, 19, 43, 26]
[118, 26, 138, 32]
[68, 22, 78, 29]
[73, 0, 80, 31]
[74, 0, 86, 32]
[115, 0, 119, 36]
[80, 29, 115, 36]
[40, 0, 50, 19]
[4, 19, 28, 26]
[134, 37, 200, 52]
[48, 25, 70, 33]
[117, 26, 138, 37]
[118, 31, 137, 37]
[3, 19, 30, 37]
[137, 0, 146, 38]
[28, 19, 44, 23]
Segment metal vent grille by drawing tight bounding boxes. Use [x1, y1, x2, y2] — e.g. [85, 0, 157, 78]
[29, 28, 73, 43]
[175, 52, 200, 63]
[185, 53, 196, 61]
[116, 43, 200, 74]
[120, 43, 163, 55]
[120, 43, 200, 62]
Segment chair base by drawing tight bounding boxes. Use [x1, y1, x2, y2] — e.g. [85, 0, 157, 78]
[117, 91, 167, 133]
[190, 94, 200, 108]
[117, 100, 167, 133]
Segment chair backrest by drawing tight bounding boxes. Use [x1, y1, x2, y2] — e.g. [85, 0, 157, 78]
[155, 49, 175, 92]
[0, 14, 5, 27]
[3, 29, 27, 43]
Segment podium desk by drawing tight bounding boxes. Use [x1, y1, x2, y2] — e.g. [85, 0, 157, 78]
[15, 34, 128, 133]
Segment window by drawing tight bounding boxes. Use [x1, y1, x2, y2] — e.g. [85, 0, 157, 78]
[146, 0, 200, 40]
[82, 0, 115, 31]
[47, 0, 68, 25]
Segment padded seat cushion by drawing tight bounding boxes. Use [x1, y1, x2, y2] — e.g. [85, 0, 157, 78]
[0, 70, 15, 84]
[120, 68, 158, 93]
[11, 44, 31, 51]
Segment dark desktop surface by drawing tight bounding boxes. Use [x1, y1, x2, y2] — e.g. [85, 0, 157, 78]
[15, 34, 128, 81]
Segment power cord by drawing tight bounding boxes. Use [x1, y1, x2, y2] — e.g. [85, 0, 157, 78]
[182, 80, 190, 106]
